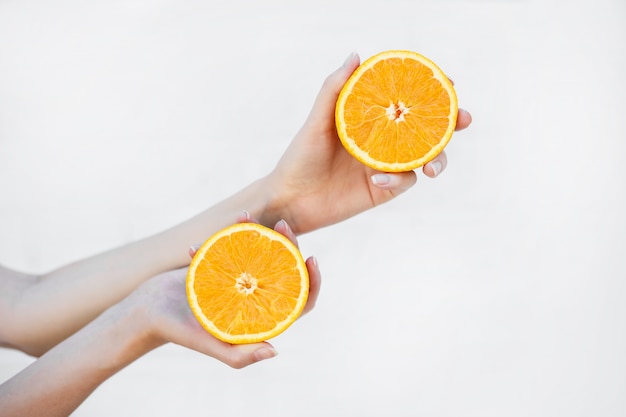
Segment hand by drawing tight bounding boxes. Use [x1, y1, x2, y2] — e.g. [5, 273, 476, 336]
[265, 53, 472, 235]
[126, 218, 321, 369]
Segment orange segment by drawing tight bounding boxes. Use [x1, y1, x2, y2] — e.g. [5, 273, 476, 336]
[335, 50, 458, 172]
[186, 223, 309, 344]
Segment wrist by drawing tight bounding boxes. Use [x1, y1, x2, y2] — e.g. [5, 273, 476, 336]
[253, 174, 288, 229]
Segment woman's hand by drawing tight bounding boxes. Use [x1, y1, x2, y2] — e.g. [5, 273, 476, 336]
[129, 217, 321, 369]
[0, 217, 318, 417]
[265, 53, 472, 235]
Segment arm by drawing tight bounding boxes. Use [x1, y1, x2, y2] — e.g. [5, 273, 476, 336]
[264, 53, 472, 234]
[0, 183, 279, 356]
[0, 221, 322, 417]
[0, 270, 268, 417]
[0, 294, 156, 417]
[1, 52, 472, 356]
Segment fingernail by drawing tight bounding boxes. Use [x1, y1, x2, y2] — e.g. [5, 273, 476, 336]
[371, 173, 390, 186]
[429, 161, 443, 177]
[278, 219, 294, 236]
[342, 52, 357, 69]
[255, 347, 278, 361]
[307, 256, 319, 271]
[241, 210, 251, 222]
[188, 244, 201, 258]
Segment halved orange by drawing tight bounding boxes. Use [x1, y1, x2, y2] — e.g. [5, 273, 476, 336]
[186, 223, 309, 344]
[335, 50, 458, 172]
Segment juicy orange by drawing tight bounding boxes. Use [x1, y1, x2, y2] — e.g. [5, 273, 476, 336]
[335, 50, 458, 172]
[186, 223, 309, 344]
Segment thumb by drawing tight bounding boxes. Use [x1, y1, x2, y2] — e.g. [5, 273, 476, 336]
[304, 52, 360, 128]
[215, 342, 278, 369]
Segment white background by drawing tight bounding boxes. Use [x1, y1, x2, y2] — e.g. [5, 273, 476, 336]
[1, 0, 625, 416]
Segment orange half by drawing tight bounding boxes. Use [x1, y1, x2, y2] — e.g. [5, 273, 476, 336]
[335, 50, 458, 172]
[186, 223, 309, 344]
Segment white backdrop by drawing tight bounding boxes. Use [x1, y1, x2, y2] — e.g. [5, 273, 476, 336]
[1, 0, 625, 416]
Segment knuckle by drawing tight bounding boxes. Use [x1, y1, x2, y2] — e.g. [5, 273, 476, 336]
[228, 356, 248, 369]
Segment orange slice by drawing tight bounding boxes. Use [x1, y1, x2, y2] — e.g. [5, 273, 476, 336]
[335, 50, 458, 172]
[186, 223, 309, 344]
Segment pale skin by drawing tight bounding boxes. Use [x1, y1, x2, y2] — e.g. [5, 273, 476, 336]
[0, 218, 321, 417]
[0, 53, 472, 416]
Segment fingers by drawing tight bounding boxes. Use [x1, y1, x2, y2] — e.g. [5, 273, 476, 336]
[273, 219, 298, 248]
[188, 245, 200, 258]
[212, 341, 278, 369]
[196, 257, 316, 369]
[368, 151, 449, 183]
[367, 107, 471, 185]
[172, 315, 279, 369]
[449, 73, 471, 130]
[273, 219, 321, 316]
[302, 256, 321, 315]
[218, 255, 320, 368]
[205, 222, 318, 368]
[193, 214, 318, 318]
[304, 52, 361, 128]
[423, 151, 448, 178]
[422, 108, 470, 178]
[370, 171, 417, 191]
[418, 108, 469, 178]
[184, 214, 317, 370]
[236, 210, 255, 224]
[456, 108, 472, 131]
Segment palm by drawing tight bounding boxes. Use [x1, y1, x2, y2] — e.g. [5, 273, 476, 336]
[270, 120, 403, 235]
[267, 53, 471, 235]
[268, 55, 413, 235]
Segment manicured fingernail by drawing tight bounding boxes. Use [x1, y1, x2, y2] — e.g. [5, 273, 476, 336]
[371, 174, 390, 186]
[277, 219, 294, 236]
[342, 52, 357, 68]
[255, 347, 278, 361]
[429, 161, 442, 177]
[188, 244, 201, 258]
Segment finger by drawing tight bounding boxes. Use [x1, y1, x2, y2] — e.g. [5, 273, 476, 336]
[304, 52, 361, 128]
[236, 210, 260, 224]
[164, 310, 278, 369]
[423, 151, 448, 178]
[302, 256, 321, 315]
[213, 341, 278, 369]
[448, 76, 472, 131]
[370, 171, 417, 192]
[274, 219, 299, 249]
[188, 244, 201, 258]
[455, 108, 472, 131]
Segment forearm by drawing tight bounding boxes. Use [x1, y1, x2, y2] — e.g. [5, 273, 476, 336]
[0, 299, 158, 417]
[11, 175, 280, 355]
[150, 175, 281, 268]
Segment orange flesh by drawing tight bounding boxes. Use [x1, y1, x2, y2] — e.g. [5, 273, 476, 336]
[343, 57, 453, 164]
[187, 224, 308, 343]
